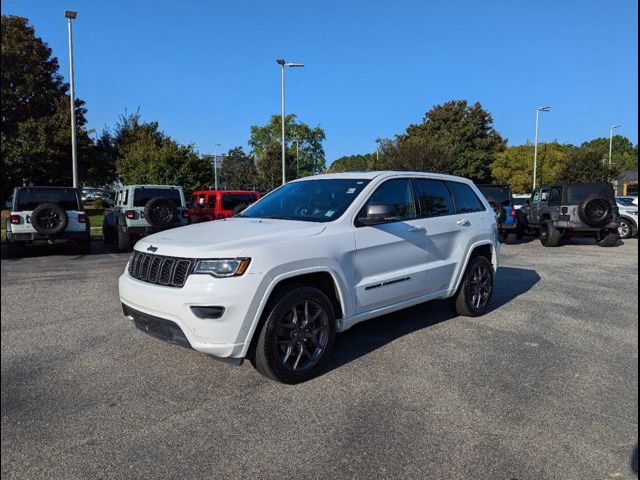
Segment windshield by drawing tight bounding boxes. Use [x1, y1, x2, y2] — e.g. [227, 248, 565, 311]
[617, 197, 636, 207]
[566, 184, 613, 204]
[133, 188, 182, 207]
[16, 188, 81, 211]
[239, 179, 371, 222]
[478, 186, 512, 206]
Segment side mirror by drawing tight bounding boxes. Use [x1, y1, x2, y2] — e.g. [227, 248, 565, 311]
[358, 203, 396, 226]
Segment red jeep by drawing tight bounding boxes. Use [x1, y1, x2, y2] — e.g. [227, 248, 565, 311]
[189, 190, 260, 222]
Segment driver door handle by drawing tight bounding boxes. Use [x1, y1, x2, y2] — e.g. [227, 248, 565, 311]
[457, 219, 471, 227]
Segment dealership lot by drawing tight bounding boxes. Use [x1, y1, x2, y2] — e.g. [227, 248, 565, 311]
[1, 239, 638, 479]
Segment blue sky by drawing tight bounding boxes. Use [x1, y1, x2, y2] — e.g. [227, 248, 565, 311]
[2, 0, 638, 164]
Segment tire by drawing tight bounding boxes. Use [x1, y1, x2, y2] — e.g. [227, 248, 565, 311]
[618, 219, 634, 239]
[31, 203, 69, 236]
[578, 196, 614, 228]
[501, 231, 518, 244]
[540, 220, 561, 247]
[117, 226, 132, 252]
[596, 230, 618, 247]
[144, 197, 177, 229]
[103, 220, 115, 244]
[451, 255, 494, 317]
[252, 286, 336, 384]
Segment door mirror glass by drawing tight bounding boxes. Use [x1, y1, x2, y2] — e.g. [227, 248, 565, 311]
[358, 203, 396, 226]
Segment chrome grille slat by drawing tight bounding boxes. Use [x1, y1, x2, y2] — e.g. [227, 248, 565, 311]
[128, 251, 192, 288]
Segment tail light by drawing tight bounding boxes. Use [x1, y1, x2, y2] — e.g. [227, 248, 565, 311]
[9, 214, 21, 224]
[78, 213, 86, 223]
[125, 210, 136, 219]
[509, 208, 517, 217]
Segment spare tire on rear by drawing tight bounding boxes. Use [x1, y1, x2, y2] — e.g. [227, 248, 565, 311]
[31, 203, 69, 236]
[144, 196, 177, 229]
[578, 196, 614, 228]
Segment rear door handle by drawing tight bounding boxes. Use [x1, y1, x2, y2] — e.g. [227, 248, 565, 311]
[408, 226, 426, 233]
[457, 219, 471, 227]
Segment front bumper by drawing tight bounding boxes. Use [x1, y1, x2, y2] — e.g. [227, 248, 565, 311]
[119, 269, 264, 358]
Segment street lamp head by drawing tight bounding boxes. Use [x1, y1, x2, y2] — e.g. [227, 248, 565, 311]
[610, 124, 621, 129]
[276, 59, 286, 66]
[538, 106, 551, 112]
[64, 10, 77, 19]
[286, 63, 305, 68]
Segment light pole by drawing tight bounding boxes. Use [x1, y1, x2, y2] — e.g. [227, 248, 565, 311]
[276, 59, 304, 185]
[213, 143, 221, 190]
[533, 106, 550, 190]
[65, 10, 78, 188]
[609, 125, 621, 168]
[294, 139, 300, 177]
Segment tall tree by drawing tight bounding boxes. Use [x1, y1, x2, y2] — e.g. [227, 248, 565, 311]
[1, 15, 91, 199]
[556, 148, 618, 184]
[403, 100, 506, 182]
[220, 146, 257, 190]
[491, 142, 575, 193]
[249, 114, 326, 180]
[329, 153, 377, 173]
[114, 113, 213, 193]
[376, 136, 455, 173]
[580, 135, 638, 171]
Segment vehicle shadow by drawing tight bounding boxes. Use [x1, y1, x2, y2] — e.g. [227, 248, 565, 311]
[0, 241, 124, 260]
[326, 266, 541, 373]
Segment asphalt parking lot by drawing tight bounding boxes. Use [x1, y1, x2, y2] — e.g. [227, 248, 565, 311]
[1, 238, 638, 480]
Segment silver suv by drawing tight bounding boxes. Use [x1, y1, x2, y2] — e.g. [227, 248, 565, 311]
[103, 185, 190, 252]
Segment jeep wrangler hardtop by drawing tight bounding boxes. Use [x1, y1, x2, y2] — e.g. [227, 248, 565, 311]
[522, 182, 620, 247]
[5, 186, 91, 257]
[103, 185, 189, 252]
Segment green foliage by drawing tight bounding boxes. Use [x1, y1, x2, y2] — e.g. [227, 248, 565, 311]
[580, 135, 638, 171]
[376, 136, 455, 173]
[402, 100, 506, 181]
[329, 153, 377, 172]
[220, 147, 257, 190]
[249, 114, 326, 182]
[492, 142, 575, 193]
[1, 15, 92, 199]
[114, 113, 213, 194]
[557, 148, 619, 184]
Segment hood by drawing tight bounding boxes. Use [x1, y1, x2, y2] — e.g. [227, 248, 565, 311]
[134, 217, 326, 258]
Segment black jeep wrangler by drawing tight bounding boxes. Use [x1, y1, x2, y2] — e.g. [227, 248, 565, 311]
[477, 184, 525, 244]
[521, 183, 620, 247]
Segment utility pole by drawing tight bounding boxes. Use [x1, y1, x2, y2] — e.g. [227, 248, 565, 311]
[65, 10, 78, 187]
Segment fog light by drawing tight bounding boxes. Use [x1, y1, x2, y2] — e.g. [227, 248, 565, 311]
[190, 306, 225, 319]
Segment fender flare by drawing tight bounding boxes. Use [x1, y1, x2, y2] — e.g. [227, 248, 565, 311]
[238, 266, 350, 358]
[450, 240, 498, 295]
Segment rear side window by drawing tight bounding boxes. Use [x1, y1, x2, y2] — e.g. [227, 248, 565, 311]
[413, 179, 454, 218]
[447, 182, 486, 214]
[133, 188, 182, 207]
[362, 179, 416, 222]
[222, 193, 258, 211]
[16, 188, 80, 211]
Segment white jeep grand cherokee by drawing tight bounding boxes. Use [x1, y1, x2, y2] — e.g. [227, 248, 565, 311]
[119, 171, 499, 383]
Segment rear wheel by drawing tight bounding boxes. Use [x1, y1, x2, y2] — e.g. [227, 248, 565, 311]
[618, 219, 634, 239]
[103, 220, 115, 244]
[117, 226, 132, 252]
[596, 230, 618, 247]
[540, 220, 561, 247]
[451, 255, 494, 317]
[252, 286, 335, 384]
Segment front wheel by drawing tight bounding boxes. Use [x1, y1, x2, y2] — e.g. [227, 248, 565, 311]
[540, 220, 561, 247]
[252, 286, 336, 384]
[451, 255, 494, 317]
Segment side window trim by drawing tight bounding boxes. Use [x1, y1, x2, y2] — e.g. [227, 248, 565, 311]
[446, 181, 486, 214]
[411, 178, 456, 219]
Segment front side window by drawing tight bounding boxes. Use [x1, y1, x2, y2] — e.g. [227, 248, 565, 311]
[240, 179, 371, 223]
[133, 188, 182, 207]
[447, 182, 486, 214]
[533, 190, 541, 204]
[359, 179, 416, 223]
[413, 179, 454, 218]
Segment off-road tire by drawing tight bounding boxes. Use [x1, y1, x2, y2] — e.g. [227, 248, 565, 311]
[578, 197, 614, 228]
[540, 220, 561, 247]
[252, 286, 336, 384]
[596, 230, 618, 247]
[31, 203, 69, 236]
[117, 225, 132, 252]
[144, 197, 177, 229]
[103, 220, 115, 244]
[451, 255, 494, 317]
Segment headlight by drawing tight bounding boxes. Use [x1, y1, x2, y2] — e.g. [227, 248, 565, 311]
[193, 258, 251, 278]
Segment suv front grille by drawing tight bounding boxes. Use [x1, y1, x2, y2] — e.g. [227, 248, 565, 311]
[128, 251, 193, 288]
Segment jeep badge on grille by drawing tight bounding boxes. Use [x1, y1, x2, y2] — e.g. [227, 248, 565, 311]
[147, 245, 158, 253]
